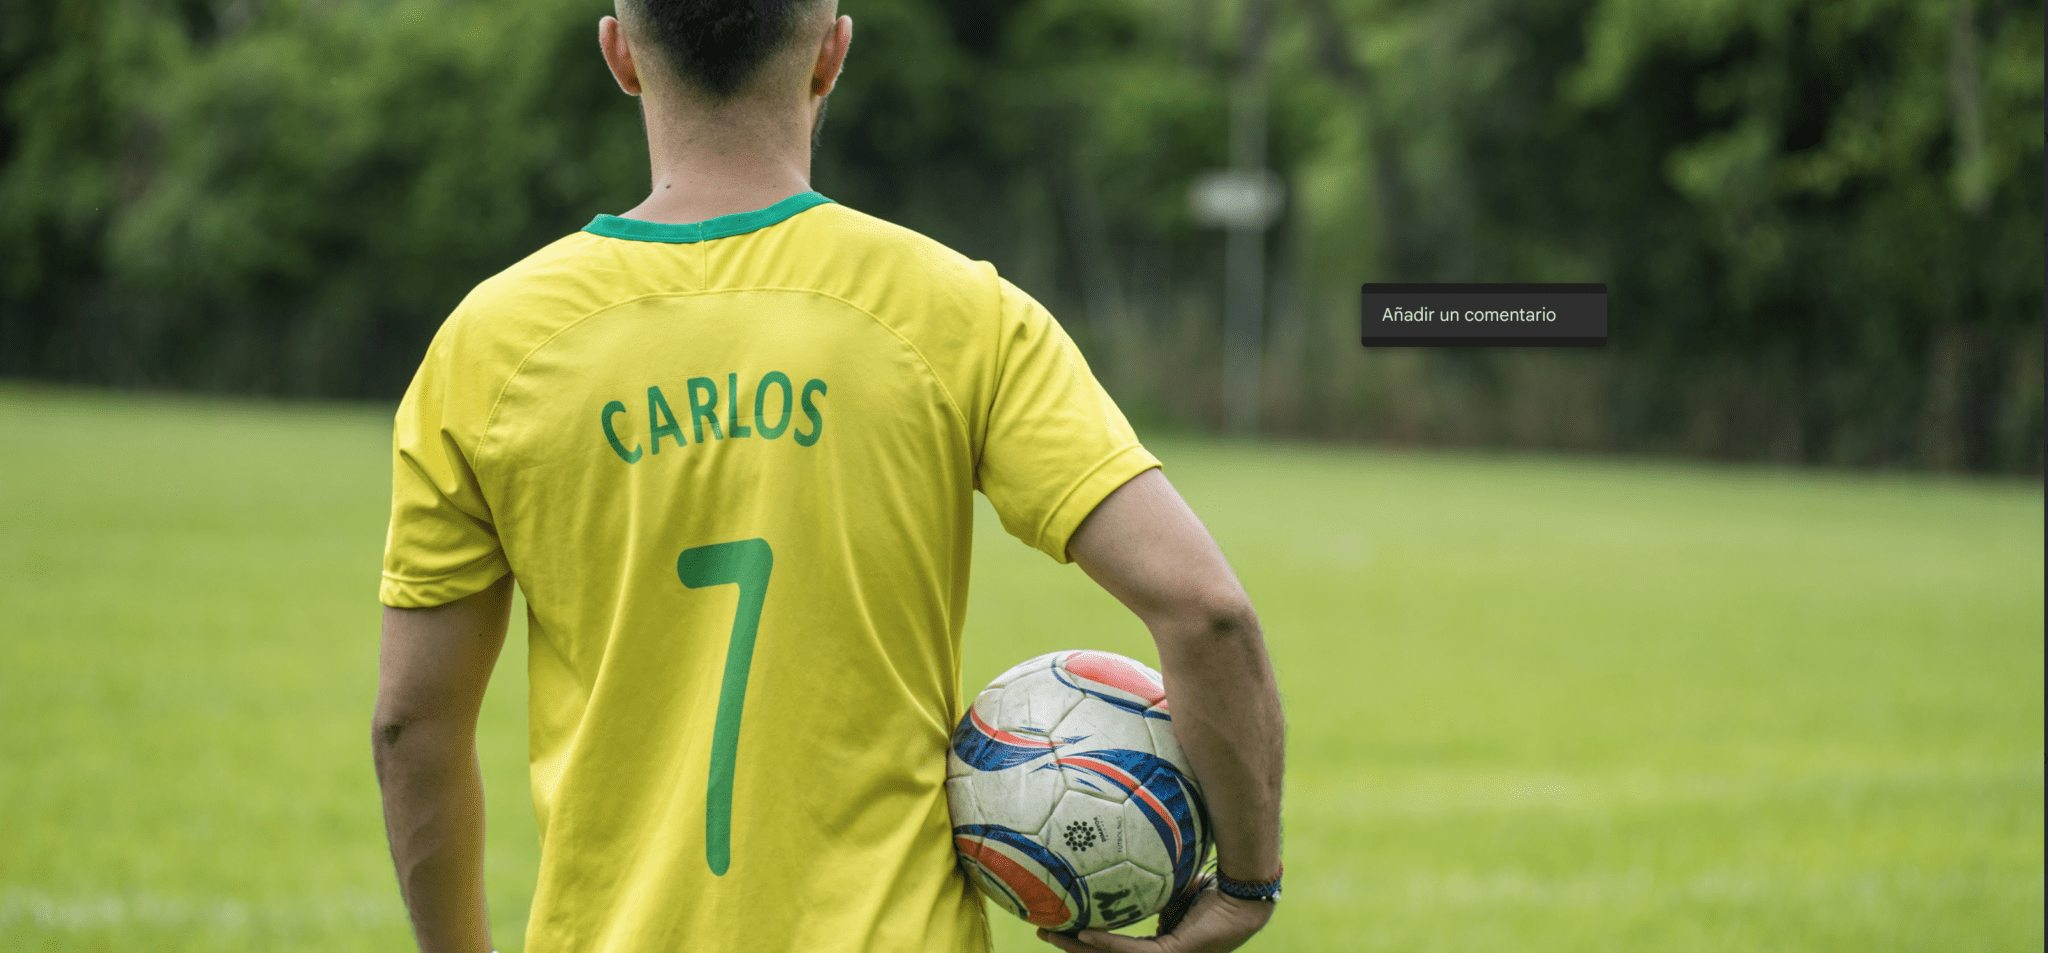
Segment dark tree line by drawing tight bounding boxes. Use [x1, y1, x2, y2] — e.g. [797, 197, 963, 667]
[1, 0, 2041, 471]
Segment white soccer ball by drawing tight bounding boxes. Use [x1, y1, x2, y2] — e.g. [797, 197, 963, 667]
[946, 650, 1212, 932]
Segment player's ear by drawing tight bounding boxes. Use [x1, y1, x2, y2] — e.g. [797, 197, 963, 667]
[599, 15, 643, 96]
[810, 15, 852, 99]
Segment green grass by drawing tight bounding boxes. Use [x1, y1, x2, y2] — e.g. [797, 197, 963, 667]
[1, 385, 2040, 952]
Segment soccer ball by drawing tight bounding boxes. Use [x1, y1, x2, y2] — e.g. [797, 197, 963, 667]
[946, 650, 1211, 932]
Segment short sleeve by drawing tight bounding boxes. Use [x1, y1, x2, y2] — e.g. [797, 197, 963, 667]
[977, 279, 1160, 563]
[379, 323, 511, 608]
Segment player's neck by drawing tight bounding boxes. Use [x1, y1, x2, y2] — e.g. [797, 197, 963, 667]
[618, 102, 817, 225]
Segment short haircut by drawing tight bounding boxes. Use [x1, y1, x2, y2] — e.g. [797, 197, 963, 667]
[628, 0, 814, 99]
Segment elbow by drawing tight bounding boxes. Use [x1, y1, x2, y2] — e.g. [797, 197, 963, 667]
[371, 701, 475, 763]
[372, 716, 406, 752]
[370, 716, 400, 789]
[370, 708, 457, 784]
[1200, 599, 1260, 642]
[1154, 589, 1260, 646]
[370, 698, 429, 763]
[370, 711, 409, 775]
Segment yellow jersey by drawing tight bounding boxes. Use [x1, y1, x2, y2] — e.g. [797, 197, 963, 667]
[379, 192, 1159, 953]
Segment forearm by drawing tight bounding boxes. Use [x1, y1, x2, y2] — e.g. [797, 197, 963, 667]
[1153, 609, 1284, 881]
[374, 719, 493, 953]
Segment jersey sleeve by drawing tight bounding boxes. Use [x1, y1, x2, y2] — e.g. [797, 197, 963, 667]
[976, 278, 1160, 563]
[379, 320, 511, 608]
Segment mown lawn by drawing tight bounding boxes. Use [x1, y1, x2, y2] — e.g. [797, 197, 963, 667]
[1, 386, 2040, 951]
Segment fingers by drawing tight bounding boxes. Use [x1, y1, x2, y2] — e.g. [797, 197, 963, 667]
[1035, 880, 1274, 953]
[1037, 928, 1103, 953]
[1036, 883, 1270, 953]
[1148, 888, 1273, 953]
[1156, 874, 1214, 935]
[1078, 928, 1169, 953]
[1037, 927, 1166, 953]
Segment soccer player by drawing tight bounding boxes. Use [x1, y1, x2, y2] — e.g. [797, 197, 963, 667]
[370, 2, 1284, 951]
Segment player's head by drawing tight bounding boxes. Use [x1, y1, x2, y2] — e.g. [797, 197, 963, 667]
[600, 0, 849, 131]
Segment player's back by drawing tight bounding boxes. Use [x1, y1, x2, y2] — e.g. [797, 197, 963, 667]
[381, 193, 1157, 952]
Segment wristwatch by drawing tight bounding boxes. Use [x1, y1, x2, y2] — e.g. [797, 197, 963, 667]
[1215, 864, 1283, 903]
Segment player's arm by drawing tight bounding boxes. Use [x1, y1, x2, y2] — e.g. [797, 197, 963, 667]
[1055, 467, 1283, 953]
[372, 573, 514, 953]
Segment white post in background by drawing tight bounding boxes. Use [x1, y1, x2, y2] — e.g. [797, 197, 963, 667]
[1191, 74, 1284, 437]
[1224, 75, 1266, 437]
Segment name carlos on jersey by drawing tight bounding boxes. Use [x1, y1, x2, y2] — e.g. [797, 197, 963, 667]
[600, 371, 827, 463]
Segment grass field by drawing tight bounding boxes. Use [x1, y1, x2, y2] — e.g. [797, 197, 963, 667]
[1, 385, 2040, 952]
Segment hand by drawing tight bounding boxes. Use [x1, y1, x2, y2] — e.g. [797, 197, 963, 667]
[1035, 882, 1274, 953]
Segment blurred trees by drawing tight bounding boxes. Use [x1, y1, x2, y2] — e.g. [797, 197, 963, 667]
[2, 0, 646, 396]
[1, 0, 2040, 471]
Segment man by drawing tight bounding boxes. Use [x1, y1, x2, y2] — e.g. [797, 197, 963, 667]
[371, 2, 1284, 951]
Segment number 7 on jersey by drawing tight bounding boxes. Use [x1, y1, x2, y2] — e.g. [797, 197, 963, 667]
[675, 537, 774, 876]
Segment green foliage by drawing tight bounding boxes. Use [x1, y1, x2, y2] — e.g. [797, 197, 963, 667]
[0, 0, 2040, 468]
[3, 0, 649, 395]
[1267, 0, 2042, 469]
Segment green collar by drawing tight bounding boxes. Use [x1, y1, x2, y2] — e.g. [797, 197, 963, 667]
[583, 191, 833, 243]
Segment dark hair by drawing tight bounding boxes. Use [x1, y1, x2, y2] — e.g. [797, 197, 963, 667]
[630, 0, 813, 99]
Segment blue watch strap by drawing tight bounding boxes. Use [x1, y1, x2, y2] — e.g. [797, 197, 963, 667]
[1215, 865, 1283, 902]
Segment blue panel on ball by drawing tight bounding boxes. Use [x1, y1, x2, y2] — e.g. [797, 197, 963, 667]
[1050, 749, 1206, 897]
[954, 823, 1094, 928]
[951, 710, 1063, 771]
